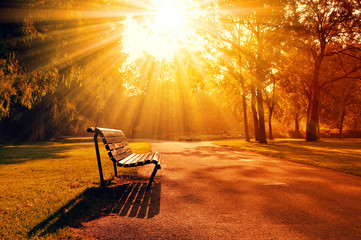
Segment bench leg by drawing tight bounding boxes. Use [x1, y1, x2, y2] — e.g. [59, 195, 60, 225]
[146, 164, 160, 191]
[93, 133, 105, 188]
[113, 161, 118, 177]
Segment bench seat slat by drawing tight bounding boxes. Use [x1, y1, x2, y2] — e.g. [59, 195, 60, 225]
[106, 142, 128, 151]
[118, 152, 161, 167]
[127, 153, 148, 167]
[152, 152, 161, 166]
[143, 152, 155, 165]
[110, 146, 132, 156]
[88, 127, 123, 133]
[110, 151, 133, 162]
[132, 152, 156, 166]
[133, 152, 153, 166]
[99, 130, 126, 138]
[117, 153, 138, 166]
[102, 136, 127, 144]
[123, 154, 147, 167]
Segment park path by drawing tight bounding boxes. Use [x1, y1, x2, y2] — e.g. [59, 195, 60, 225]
[80, 141, 361, 240]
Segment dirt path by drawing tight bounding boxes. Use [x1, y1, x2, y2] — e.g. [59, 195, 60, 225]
[79, 141, 361, 239]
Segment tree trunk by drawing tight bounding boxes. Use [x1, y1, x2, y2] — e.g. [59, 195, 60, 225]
[306, 84, 320, 141]
[339, 107, 346, 139]
[241, 80, 250, 142]
[317, 114, 320, 139]
[295, 113, 301, 138]
[256, 87, 267, 143]
[250, 84, 259, 141]
[305, 94, 312, 136]
[254, 31, 267, 144]
[306, 86, 320, 141]
[29, 103, 46, 141]
[268, 106, 273, 140]
[306, 58, 323, 141]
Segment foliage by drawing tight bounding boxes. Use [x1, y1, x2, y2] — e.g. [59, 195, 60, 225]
[0, 54, 58, 119]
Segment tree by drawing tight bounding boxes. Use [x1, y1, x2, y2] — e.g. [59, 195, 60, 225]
[237, 0, 288, 143]
[209, 17, 251, 141]
[264, 74, 279, 140]
[322, 79, 361, 138]
[208, 0, 289, 143]
[277, 42, 312, 138]
[293, 0, 361, 141]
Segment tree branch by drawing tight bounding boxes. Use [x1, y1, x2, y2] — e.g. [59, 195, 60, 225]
[321, 67, 361, 88]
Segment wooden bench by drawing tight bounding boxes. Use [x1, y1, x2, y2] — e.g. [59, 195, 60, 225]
[87, 127, 161, 191]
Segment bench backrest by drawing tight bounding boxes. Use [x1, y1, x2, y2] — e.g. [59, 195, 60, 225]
[87, 127, 133, 162]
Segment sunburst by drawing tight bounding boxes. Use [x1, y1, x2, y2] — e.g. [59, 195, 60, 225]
[121, 0, 203, 61]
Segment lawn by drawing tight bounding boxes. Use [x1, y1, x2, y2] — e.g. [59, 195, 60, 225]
[0, 138, 151, 240]
[214, 138, 361, 177]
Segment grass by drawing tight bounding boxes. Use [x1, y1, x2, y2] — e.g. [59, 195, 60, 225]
[214, 138, 361, 177]
[0, 138, 151, 240]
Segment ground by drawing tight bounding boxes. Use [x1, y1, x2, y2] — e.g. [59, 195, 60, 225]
[77, 141, 361, 240]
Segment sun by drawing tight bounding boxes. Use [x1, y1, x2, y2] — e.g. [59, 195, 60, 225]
[121, 0, 200, 61]
[154, 1, 184, 32]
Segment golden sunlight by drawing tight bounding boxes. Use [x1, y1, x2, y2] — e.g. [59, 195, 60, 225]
[154, 1, 184, 32]
[121, 0, 199, 61]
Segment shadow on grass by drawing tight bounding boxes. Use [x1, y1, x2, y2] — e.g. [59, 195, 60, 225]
[0, 141, 94, 165]
[214, 139, 361, 176]
[27, 181, 161, 238]
[0, 145, 69, 165]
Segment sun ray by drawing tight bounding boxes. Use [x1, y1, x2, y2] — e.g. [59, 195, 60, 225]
[120, 0, 205, 61]
[0, 0, 246, 139]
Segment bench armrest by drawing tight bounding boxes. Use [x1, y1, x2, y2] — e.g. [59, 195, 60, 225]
[87, 127, 96, 133]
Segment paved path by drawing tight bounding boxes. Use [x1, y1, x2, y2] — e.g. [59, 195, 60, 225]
[80, 141, 361, 239]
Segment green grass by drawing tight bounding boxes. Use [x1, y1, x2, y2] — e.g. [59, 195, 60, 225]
[214, 138, 361, 177]
[0, 138, 151, 240]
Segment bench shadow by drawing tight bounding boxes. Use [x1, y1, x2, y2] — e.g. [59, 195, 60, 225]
[27, 182, 161, 237]
[110, 182, 161, 218]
